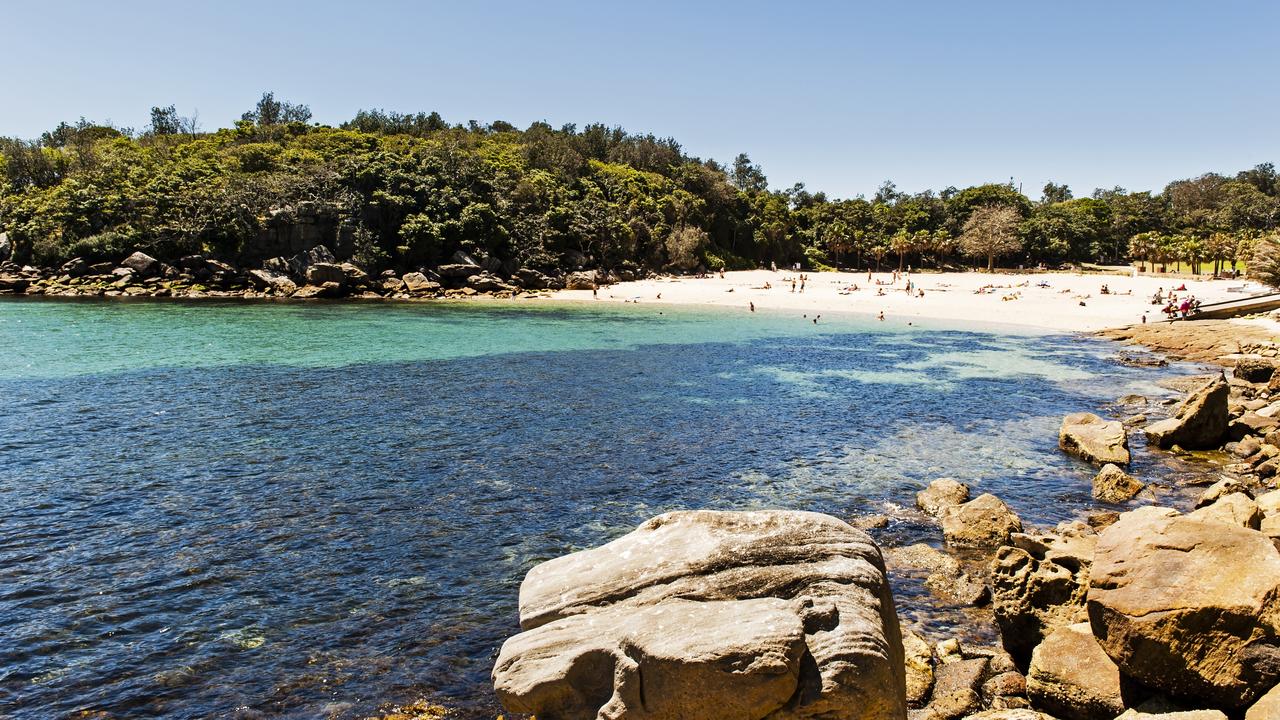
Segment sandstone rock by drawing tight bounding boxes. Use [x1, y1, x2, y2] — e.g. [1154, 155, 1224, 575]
[306, 262, 347, 286]
[339, 262, 368, 285]
[1143, 375, 1230, 449]
[1088, 507, 1280, 708]
[436, 262, 482, 280]
[0, 231, 9, 261]
[903, 628, 935, 708]
[922, 657, 988, 720]
[888, 544, 989, 606]
[1060, 413, 1130, 466]
[1194, 477, 1251, 508]
[247, 269, 298, 295]
[291, 282, 344, 299]
[941, 494, 1021, 547]
[917, 479, 971, 517]
[1237, 435, 1265, 458]
[120, 251, 159, 277]
[1237, 358, 1280, 384]
[1246, 682, 1280, 720]
[1231, 413, 1280, 441]
[1187, 492, 1263, 529]
[1121, 707, 1228, 712]
[1257, 490, 1280, 517]
[980, 671, 1027, 708]
[287, 244, 336, 276]
[515, 267, 553, 289]
[493, 510, 906, 720]
[402, 272, 441, 295]
[1093, 464, 1144, 503]
[960, 712, 1053, 720]
[991, 528, 1096, 662]
[566, 270, 599, 290]
[60, 257, 88, 277]
[1026, 623, 1126, 720]
[467, 272, 515, 292]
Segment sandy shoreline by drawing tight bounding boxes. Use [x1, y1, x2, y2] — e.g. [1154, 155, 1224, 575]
[549, 269, 1268, 333]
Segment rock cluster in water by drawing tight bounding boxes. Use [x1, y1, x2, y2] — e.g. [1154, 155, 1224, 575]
[0, 243, 632, 301]
[492, 362, 1280, 719]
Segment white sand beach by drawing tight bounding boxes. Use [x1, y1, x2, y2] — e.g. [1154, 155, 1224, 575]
[551, 269, 1267, 332]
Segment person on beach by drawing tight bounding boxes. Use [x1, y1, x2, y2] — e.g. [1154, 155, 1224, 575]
[791, 279, 796, 292]
[800, 276, 806, 293]
[592, 285, 598, 299]
[749, 301, 755, 312]
[877, 311, 884, 321]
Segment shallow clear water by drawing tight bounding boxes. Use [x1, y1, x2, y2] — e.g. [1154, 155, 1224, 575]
[0, 298, 1184, 719]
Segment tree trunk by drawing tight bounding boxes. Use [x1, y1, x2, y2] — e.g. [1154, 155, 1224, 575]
[987, 254, 995, 272]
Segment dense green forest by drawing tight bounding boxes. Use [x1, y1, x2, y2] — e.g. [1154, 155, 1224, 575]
[2, 93, 1278, 278]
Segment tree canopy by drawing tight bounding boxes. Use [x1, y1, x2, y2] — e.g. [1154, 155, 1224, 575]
[1, 95, 1277, 277]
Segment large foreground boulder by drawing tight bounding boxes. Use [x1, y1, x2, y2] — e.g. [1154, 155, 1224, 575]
[1143, 375, 1230, 449]
[1087, 506, 1280, 708]
[492, 510, 906, 720]
[1060, 413, 1130, 466]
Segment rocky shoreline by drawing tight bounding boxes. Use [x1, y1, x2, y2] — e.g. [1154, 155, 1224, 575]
[490, 333, 1280, 719]
[0, 245, 621, 302]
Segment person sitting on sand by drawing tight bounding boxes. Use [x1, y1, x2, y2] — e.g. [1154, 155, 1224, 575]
[877, 311, 885, 321]
[877, 288, 885, 296]
[1100, 284, 1110, 295]
[1175, 283, 1187, 291]
[917, 288, 924, 298]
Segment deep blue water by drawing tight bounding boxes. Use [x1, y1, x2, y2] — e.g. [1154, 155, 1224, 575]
[0, 299, 1185, 718]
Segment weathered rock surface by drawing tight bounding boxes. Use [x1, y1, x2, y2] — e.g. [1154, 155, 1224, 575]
[918, 479, 971, 517]
[1247, 682, 1280, 720]
[437, 262, 482, 279]
[1092, 464, 1144, 503]
[1088, 506, 1280, 708]
[887, 544, 988, 606]
[1143, 375, 1230, 449]
[1116, 707, 1233, 712]
[959, 712, 1054, 720]
[247, 268, 298, 295]
[120, 251, 159, 277]
[990, 525, 1096, 662]
[903, 628, 935, 708]
[566, 270, 599, 290]
[305, 262, 348, 286]
[1187, 492, 1263, 529]
[1236, 357, 1280, 384]
[493, 510, 906, 720]
[919, 657, 988, 720]
[941, 494, 1021, 548]
[1060, 413, 1130, 466]
[1026, 622, 1125, 720]
[401, 272, 441, 294]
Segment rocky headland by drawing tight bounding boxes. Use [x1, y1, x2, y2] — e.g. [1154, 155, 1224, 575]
[490, 327, 1280, 719]
[0, 242, 620, 302]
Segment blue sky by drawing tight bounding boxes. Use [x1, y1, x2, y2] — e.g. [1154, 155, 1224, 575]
[4, 0, 1276, 200]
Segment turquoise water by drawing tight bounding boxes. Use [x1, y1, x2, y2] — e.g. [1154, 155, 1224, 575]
[0, 298, 1179, 719]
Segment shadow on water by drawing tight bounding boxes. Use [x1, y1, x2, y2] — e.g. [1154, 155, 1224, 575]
[0, 299, 1200, 718]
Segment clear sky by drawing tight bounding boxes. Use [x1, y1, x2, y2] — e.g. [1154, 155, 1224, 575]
[4, 0, 1276, 200]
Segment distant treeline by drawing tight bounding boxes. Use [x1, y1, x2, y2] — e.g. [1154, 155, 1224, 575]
[1, 93, 1278, 277]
